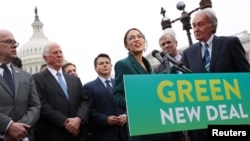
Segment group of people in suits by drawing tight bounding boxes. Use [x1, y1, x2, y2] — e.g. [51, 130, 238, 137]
[1, 8, 250, 141]
[113, 8, 250, 141]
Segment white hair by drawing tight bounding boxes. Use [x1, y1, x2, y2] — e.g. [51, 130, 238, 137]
[161, 28, 176, 37]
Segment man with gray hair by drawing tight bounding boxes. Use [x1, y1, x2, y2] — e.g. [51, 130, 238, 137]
[33, 41, 90, 141]
[182, 8, 250, 141]
[154, 29, 183, 74]
[153, 29, 185, 141]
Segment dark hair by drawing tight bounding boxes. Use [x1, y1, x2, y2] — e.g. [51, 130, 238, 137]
[12, 57, 22, 68]
[40, 63, 47, 71]
[123, 28, 145, 47]
[94, 53, 111, 67]
[62, 62, 76, 72]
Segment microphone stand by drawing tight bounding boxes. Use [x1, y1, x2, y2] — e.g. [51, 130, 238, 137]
[173, 62, 191, 141]
[162, 55, 171, 74]
[160, 52, 192, 73]
[172, 64, 188, 73]
[174, 62, 192, 73]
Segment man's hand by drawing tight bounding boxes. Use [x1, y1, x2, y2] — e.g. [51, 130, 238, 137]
[107, 116, 120, 125]
[64, 117, 82, 136]
[118, 114, 127, 126]
[6, 122, 30, 141]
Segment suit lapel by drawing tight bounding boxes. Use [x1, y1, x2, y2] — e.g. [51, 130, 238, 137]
[44, 70, 69, 101]
[190, 42, 206, 72]
[12, 65, 20, 98]
[63, 73, 72, 100]
[0, 65, 17, 97]
[0, 74, 13, 97]
[128, 53, 151, 74]
[195, 43, 207, 72]
[210, 36, 221, 72]
[96, 78, 113, 102]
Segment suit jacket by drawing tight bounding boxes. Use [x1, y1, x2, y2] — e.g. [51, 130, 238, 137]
[83, 78, 128, 141]
[32, 69, 89, 141]
[114, 53, 151, 110]
[182, 35, 250, 73]
[0, 65, 41, 141]
[181, 35, 250, 141]
[113, 53, 169, 141]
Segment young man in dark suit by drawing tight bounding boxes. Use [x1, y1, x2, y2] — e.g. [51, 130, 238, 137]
[33, 42, 90, 141]
[83, 53, 128, 141]
[182, 8, 250, 141]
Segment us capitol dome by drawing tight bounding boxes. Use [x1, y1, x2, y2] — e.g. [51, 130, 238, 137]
[17, 7, 50, 74]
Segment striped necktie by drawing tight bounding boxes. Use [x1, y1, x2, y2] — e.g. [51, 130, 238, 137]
[203, 43, 210, 72]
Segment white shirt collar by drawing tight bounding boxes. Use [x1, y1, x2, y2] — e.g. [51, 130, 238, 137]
[47, 67, 63, 77]
[201, 34, 214, 47]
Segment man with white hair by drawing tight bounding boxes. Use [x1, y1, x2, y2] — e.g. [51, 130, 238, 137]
[154, 29, 183, 74]
[182, 8, 250, 141]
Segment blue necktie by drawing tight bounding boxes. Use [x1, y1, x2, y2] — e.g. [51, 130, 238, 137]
[56, 72, 69, 99]
[105, 80, 113, 94]
[1, 64, 15, 95]
[203, 43, 210, 72]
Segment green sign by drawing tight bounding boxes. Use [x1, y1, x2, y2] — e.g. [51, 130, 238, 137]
[124, 73, 250, 136]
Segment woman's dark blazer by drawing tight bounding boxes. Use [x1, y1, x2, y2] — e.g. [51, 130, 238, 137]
[113, 53, 151, 109]
[113, 53, 169, 141]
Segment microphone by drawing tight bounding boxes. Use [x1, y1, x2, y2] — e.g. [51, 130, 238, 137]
[152, 50, 164, 63]
[152, 50, 171, 73]
[160, 52, 180, 65]
[160, 52, 192, 73]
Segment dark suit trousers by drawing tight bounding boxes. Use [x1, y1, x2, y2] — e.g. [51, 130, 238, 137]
[188, 129, 207, 141]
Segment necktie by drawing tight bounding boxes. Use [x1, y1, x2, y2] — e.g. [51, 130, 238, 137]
[56, 72, 69, 99]
[1, 64, 15, 95]
[203, 43, 210, 72]
[105, 80, 113, 94]
[171, 66, 178, 74]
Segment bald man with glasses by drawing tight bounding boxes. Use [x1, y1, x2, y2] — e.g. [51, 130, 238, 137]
[0, 29, 41, 141]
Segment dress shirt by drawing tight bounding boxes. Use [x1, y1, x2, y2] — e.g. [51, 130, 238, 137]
[98, 76, 113, 88]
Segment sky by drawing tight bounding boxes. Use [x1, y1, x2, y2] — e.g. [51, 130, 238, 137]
[0, 0, 250, 84]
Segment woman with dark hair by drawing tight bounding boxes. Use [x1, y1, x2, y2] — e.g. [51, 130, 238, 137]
[113, 28, 169, 141]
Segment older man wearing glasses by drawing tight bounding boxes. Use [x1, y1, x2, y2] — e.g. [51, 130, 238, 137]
[0, 29, 41, 141]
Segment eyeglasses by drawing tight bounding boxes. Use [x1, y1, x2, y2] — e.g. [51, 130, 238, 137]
[0, 39, 19, 47]
[127, 34, 144, 41]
